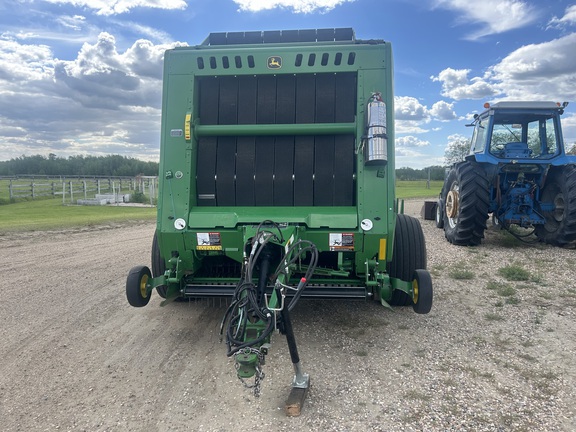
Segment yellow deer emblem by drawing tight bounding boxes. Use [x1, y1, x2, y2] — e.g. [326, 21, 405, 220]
[267, 56, 282, 69]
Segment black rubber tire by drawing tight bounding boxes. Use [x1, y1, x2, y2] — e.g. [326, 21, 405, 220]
[387, 214, 427, 306]
[412, 269, 433, 314]
[435, 199, 444, 228]
[535, 165, 576, 246]
[436, 172, 452, 229]
[151, 232, 168, 298]
[126, 265, 152, 307]
[443, 161, 490, 246]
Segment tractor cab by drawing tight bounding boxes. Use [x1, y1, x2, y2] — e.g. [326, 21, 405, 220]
[470, 101, 570, 165]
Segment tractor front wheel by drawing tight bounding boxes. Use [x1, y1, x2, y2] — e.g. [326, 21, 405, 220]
[126, 265, 152, 307]
[443, 161, 490, 246]
[535, 165, 576, 246]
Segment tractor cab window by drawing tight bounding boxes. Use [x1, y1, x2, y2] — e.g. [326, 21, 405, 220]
[489, 115, 559, 159]
[471, 117, 487, 153]
[527, 117, 558, 158]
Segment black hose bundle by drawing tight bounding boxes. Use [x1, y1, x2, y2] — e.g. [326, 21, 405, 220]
[273, 239, 318, 311]
[220, 221, 281, 357]
[220, 221, 318, 356]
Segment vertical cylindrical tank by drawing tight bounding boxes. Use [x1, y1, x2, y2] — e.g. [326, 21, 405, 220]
[365, 94, 388, 165]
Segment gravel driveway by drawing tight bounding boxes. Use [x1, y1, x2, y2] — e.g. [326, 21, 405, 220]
[1, 200, 574, 431]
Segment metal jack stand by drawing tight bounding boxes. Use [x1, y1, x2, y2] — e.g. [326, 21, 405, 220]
[280, 303, 309, 416]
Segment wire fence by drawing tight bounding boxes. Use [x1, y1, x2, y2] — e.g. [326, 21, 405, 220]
[0, 175, 158, 205]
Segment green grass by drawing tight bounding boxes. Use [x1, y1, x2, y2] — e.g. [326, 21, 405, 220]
[498, 264, 531, 281]
[0, 198, 156, 232]
[396, 180, 443, 199]
[450, 269, 475, 280]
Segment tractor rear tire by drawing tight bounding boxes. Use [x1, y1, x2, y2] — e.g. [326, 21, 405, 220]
[443, 161, 490, 246]
[387, 214, 427, 306]
[126, 265, 152, 307]
[151, 232, 168, 298]
[535, 165, 576, 246]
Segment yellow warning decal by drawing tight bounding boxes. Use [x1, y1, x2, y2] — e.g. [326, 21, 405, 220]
[184, 112, 192, 141]
[196, 245, 223, 251]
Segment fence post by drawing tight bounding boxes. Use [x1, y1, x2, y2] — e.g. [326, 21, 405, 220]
[62, 181, 65, 205]
[31, 181, 35, 199]
[9, 179, 13, 200]
[83, 180, 87, 199]
[70, 181, 73, 204]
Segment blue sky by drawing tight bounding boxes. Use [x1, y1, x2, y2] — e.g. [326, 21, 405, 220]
[0, 0, 575, 169]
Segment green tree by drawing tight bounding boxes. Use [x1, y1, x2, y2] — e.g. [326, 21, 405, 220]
[444, 135, 470, 165]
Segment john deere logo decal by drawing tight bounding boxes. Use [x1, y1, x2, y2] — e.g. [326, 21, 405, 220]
[268, 56, 282, 69]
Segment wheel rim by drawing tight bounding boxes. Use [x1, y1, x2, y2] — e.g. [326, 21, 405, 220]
[436, 203, 442, 224]
[553, 193, 565, 222]
[140, 274, 149, 298]
[412, 279, 419, 304]
[446, 190, 459, 218]
[446, 184, 459, 228]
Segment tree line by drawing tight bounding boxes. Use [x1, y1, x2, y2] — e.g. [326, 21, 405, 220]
[0, 154, 158, 177]
[1, 154, 450, 180]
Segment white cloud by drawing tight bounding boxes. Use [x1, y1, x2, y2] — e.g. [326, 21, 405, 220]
[429, 100, 457, 121]
[431, 68, 497, 100]
[0, 33, 184, 161]
[433, 0, 538, 39]
[233, 0, 354, 13]
[561, 112, 576, 150]
[396, 136, 430, 148]
[42, 0, 187, 16]
[487, 33, 576, 100]
[395, 96, 429, 121]
[548, 5, 576, 29]
[56, 15, 86, 31]
[394, 96, 458, 133]
[431, 32, 576, 103]
[0, 38, 54, 82]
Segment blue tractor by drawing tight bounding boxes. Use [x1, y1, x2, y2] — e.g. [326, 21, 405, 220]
[436, 101, 576, 247]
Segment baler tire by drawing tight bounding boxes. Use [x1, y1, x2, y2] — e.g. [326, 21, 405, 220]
[535, 165, 576, 246]
[443, 161, 490, 246]
[412, 269, 433, 314]
[387, 214, 427, 306]
[126, 265, 152, 307]
[151, 232, 168, 298]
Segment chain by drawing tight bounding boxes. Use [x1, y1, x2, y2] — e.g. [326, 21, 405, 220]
[234, 347, 266, 398]
[253, 364, 265, 397]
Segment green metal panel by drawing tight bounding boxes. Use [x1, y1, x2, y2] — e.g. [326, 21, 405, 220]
[156, 28, 396, 292]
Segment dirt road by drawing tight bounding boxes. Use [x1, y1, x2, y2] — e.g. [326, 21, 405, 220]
[1, 204, 575, 431]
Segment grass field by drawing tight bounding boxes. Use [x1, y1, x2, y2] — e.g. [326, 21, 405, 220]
[0, 199, 156, 232]
[0, 180, 439, 232]
[396, 180, 442, 199]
